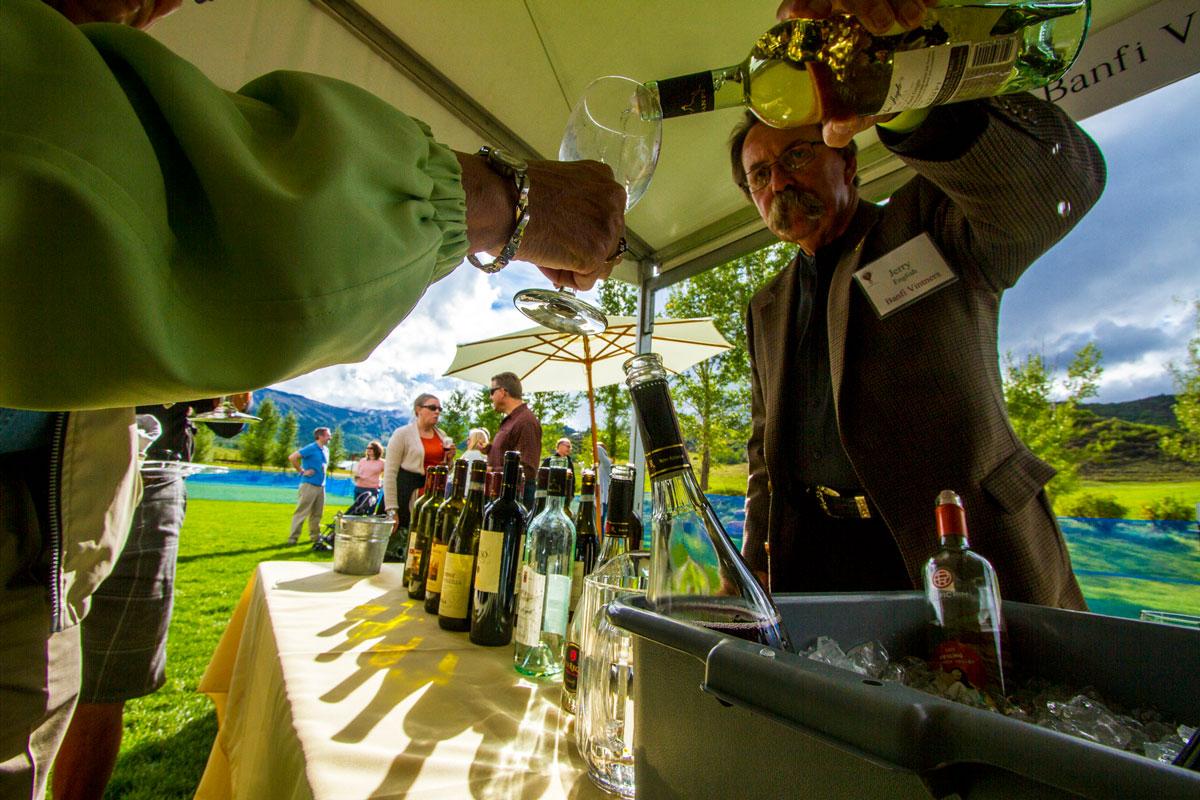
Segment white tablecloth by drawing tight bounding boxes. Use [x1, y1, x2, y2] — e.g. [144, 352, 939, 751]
[195, 561, 601, 799]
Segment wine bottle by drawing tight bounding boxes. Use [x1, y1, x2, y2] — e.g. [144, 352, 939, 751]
[639, 2, 1090, 128]
[561, 599, 584, 715]
[514, 466, 577, 678]
[596, 464, 638, 567]
[624, 353, 793, 652]
[406, 465, 447, 599]
[570, 469, 599, 615]
[923, 490, 1007, 699]
[424, 459, 469, 614]
[393, 469, 433, 566]
[438, 460, 487, 631]
[471, 451, 528, 646]
[484, 468, 502, 516]
[527, 465, 549, 524]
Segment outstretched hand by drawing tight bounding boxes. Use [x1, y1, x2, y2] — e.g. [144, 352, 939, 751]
[458, 152, 626, 291]
[775, 0, 938, 147]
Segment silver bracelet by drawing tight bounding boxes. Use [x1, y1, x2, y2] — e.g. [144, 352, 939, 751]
[467, 146, 530, 274]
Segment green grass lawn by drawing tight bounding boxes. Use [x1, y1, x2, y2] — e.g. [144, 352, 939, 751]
[104, 498, 331, 800]
[699, 462, 1198, 521]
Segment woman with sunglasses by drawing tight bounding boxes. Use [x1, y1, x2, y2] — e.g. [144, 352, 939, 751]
[383, 394, 455, 531]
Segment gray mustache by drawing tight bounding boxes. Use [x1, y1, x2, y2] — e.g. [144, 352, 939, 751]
[770, 188, 826, 225]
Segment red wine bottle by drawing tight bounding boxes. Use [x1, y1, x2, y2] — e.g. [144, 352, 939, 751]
[407, 465, 447, 600]
[469, 452, 528, 646]
[424, 459, 469, 614]
[439, 460, 487, 631]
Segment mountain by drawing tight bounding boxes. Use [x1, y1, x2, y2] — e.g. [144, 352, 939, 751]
[233, 388, 411, 451]
[1080, 394, 1179, 428]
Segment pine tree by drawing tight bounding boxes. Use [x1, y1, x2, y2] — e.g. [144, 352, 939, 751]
[271, 412, 299, 469]
[239, 399, 280, 467]
[328, 427, 347, 471]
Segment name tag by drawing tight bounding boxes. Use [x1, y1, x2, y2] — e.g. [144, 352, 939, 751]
[854, 233, 957, 319]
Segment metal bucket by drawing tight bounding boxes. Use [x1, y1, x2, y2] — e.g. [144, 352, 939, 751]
[332, 513, 391, 576]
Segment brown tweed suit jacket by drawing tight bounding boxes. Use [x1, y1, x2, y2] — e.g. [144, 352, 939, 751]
[744, 95, 1106, 610]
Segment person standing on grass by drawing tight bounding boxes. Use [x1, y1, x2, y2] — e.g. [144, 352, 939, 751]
[288, 428, 332, 548]
[53, 396, 249, 800]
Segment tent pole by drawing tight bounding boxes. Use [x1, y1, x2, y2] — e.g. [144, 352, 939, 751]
[582, 336, 603, 535]
[628, 259, 657, 539]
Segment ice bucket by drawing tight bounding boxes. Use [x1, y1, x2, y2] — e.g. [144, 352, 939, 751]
[332, 513, 391, 576]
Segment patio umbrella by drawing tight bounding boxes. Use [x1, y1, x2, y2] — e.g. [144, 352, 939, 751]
[443, 315, 731, 475]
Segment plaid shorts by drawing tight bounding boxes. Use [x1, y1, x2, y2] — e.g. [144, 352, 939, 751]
[78, 478, 185, 704]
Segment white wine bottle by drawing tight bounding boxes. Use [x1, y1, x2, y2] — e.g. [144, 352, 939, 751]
[640, 1, 1090, 128]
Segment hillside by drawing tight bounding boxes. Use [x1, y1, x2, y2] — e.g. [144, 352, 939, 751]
[1074, 411, 1199, 480]
[216, 389, 410, 452]
[1080, 394, 1178, 428]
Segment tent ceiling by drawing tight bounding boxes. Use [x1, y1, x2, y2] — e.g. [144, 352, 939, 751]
[152, 0, 1169, 288]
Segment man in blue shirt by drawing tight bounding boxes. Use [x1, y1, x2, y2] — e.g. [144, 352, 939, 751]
[288, 427, 331, 546]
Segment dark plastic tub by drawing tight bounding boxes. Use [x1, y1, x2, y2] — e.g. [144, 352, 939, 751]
[609, 592, 1199, 800]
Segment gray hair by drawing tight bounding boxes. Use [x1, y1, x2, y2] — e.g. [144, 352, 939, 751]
[728, 111, 859, 198]
[313, 427, 331, 439]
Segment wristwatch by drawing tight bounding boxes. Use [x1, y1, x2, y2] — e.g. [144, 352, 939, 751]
[467, 146, 531, 274]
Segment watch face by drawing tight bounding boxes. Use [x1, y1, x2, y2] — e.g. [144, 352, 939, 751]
[488, 147, 528, 175]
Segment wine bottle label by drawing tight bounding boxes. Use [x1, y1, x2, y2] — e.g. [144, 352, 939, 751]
[570, 560, 585, 612]
[930, 639, 987, 690]
[544, 574, 571, 637]
[426, 543, 448, 592]
[655, 71, 716, 118]
[474, 529, 504, 593]
[877, 37, 1017, 115]
[563, 640, 581, 692]
[439, 552, 474, 619]
[515, 566, 546, 647]
[406, 547, 423, 577]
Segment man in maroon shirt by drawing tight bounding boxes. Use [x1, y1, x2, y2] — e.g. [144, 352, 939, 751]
[485, 371, 542, 509]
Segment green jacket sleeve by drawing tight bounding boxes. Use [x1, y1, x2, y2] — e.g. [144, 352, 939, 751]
[0, 0, 468, 410]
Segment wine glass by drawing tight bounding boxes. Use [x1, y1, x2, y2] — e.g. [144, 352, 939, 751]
[513, 76, 662, 335]
[191, 394, 260, 424]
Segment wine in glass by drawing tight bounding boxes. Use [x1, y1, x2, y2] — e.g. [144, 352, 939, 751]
[513, 75, 662, 335]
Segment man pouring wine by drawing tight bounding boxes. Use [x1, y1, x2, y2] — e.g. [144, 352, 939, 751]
[737, 0, 1104, 608]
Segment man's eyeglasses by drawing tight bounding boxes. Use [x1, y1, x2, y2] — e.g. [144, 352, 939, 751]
[742, 141, 822, 193]
[489, 387, 502, 395]
[421, 404, 442, 412]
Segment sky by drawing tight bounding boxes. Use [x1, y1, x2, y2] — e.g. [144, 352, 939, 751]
[275, 73, 1200, 419]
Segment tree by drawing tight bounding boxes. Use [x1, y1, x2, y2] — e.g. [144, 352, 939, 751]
[471, 386, 504, 440]
[595, 279, 638, 457]
[328, 427, 347, 471]
[192, 423, 215, 464]
[439, 389, 474, 447]
[239, 398, 279, 467]
[270, 411, 299, 469]
[663, 244, 789, 488]
[1161, 300, 1200, 463]
[530, 390, 582, 461]
[1003, 342, 1109, 501]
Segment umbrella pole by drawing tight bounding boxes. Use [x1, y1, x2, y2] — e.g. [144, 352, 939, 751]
[582, 337, 603, 535]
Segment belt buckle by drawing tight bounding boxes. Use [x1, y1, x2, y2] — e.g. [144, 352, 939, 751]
[815, 485, 839, 517]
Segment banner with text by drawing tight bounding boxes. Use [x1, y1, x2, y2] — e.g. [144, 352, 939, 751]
[1044, 0, 1199, 120]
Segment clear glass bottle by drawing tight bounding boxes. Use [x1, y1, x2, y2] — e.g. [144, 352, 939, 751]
[624, 353, 792, 652]
[923, 490, 1007, 700]
[514, 466, 577, 678]
[438, 460, 487, 631]
[640, 1, 1091, 128]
